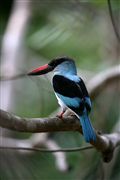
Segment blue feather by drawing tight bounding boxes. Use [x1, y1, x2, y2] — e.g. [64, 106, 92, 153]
[85, 97, 92, 108]
[56, 93, 81, 107]
[54, 60, 77, 75]
[80, 113, 96, 142]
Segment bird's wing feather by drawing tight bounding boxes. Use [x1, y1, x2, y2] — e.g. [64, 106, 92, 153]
[53, 75, 83, 98]
[77, 78, 91, 111]
[53, 75, 91, 113]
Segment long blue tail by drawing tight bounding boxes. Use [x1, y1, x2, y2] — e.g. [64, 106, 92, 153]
[79, 114, 96, 142]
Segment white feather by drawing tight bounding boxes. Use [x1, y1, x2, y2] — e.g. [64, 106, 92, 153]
[55, 93, 66, 109]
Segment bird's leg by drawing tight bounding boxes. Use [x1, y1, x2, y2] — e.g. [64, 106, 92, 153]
[57, 108, 67, 119]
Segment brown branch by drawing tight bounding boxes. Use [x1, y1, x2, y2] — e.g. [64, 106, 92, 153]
[0, 109, 81, 132]
[0, 109, 120, 163]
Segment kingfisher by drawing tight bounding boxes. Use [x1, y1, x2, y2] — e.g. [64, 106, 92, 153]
[28, 56, 96, 142]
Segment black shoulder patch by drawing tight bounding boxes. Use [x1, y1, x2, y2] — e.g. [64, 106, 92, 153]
[78, 78, 89, 97]
[52, 75, 83, 98]
[49, 56, 74, 68]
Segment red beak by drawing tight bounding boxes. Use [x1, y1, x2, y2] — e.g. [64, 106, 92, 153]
[27, 64, 53, 76]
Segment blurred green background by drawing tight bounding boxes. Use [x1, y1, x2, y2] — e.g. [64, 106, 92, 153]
[0, 0, 120, 180]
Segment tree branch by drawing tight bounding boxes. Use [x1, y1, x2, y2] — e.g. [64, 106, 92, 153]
[88, 65, 120, 99]
[0, 109, 120, 163]
[0, 144, 93, 153]
[107, 0, 120, 43]
[0, 0, 30, 111]
[0, 109, 81, 133]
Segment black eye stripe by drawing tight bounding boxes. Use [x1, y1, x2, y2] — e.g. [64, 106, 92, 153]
[48, 58, 66, 67]
[48, 56, 74, 68]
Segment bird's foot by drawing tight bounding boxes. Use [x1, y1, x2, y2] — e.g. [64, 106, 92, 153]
[56, 111, 65, 119]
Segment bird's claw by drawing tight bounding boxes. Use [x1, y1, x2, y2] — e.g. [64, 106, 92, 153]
[56, 114, 63, 119]
[56, 111, 65, 119]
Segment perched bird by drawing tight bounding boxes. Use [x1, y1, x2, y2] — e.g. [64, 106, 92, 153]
[28, 57, 96, 142]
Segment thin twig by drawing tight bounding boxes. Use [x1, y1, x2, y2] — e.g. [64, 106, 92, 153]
[107, 0, 120, 43]
[0, 74, 27, 81]
[0, 145, 93, 153]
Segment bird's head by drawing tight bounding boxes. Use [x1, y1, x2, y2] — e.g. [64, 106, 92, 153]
[28, 56, 77, 76]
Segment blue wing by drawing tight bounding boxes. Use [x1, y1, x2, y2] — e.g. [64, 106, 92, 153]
[56, 93, 82, 108]
[53, 74, 96, 142]
[53, 75, 91, 115]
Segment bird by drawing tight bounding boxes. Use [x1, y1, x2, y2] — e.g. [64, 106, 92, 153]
[28, 56, 96, 142]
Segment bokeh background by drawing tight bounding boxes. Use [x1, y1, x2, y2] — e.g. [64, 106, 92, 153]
[0, 0, 120, 179]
